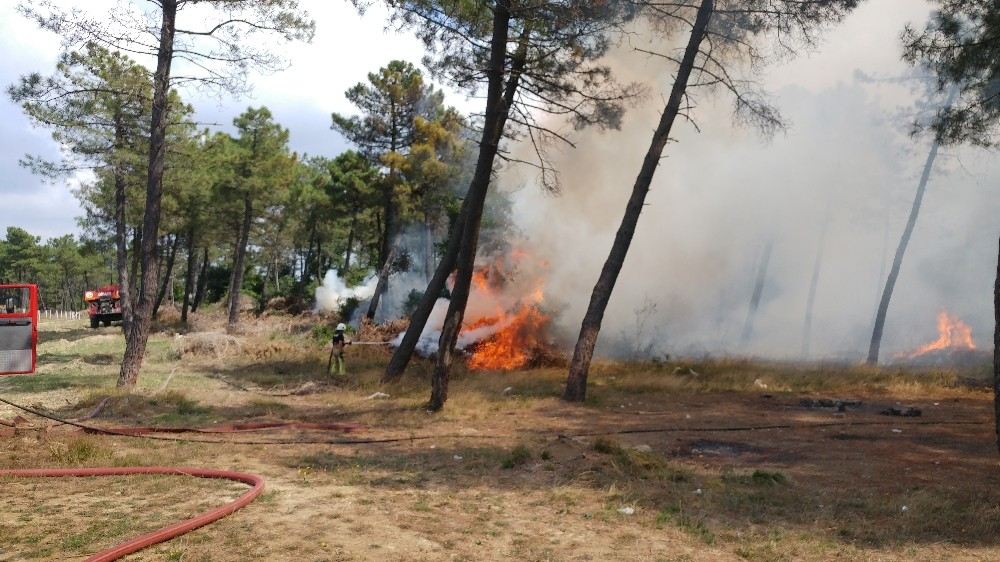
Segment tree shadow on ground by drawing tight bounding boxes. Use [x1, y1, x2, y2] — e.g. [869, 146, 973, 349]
[53, 391, 427, 433]
[281, 425, 1000, 552]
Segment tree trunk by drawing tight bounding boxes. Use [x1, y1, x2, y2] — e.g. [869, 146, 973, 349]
[423, 209, 434, 283]
[365, 249, 391, 320]
[428, 3, 523, 411]
[382, 209, 466, 383]
[227, 194, 253, 329]
[994, 235, 999, 454]
[563, 0, 714, 402]
[113, 116, 133, 334]
[315, 240, 324, 283]
[342, 213, 357, 275]
[384, 7, 530, 389]
[181, 227, 197, 324]
[258, 260, 272, 313]
[303, 219, 317, 282]
[191, 247, 209, 312]
[61, 269, 70, 311]
[117, 0, 177, 388]
[867, 88, 957, 364]
[867, 142, 942, 364]
[802, 209, 831, 358]
[993, 234, 1000, 451]
[366, 247, 397, 322]
[367, 180, 399, 319]
[740, 241, 774, 347]
[153, 234, 179, 318]
[129, 226, 141, 311]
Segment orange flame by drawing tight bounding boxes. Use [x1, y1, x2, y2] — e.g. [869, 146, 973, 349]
[461, 252, 550, 371]
[907, 311, 976, 357]
[467, 306, 549, 370]
[472, 269, 491, 292]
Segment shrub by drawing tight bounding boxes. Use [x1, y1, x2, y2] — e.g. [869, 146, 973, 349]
[501, 445, 531, 469]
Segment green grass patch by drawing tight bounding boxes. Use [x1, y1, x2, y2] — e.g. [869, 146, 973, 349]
[500, 445, 531, 469]
[0, 372, 112, 394]
[48, 436, 112, 466]
[66, 391, 213, 426]
[723, 469, 789, 487]
[592, 438, 690, 482]
[657, 503, 716, 545]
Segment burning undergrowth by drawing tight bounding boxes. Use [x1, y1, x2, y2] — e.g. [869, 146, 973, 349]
[397, 248, 563, 370]
[893, 310, 989, 367]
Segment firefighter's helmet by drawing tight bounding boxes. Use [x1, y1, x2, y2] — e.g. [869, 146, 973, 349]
[336, 323, 347, 332]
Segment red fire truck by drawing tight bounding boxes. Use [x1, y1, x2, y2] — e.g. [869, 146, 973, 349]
[84, 284, 123, 329]
[0, 284, 38, 375]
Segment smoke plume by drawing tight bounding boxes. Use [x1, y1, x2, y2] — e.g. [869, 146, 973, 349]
[495, 5, 1000, 362]
[315, 271, 377, 314]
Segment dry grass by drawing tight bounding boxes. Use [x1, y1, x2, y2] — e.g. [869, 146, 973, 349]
[0, 314, 996, 561]
[171, 331, 243, 358]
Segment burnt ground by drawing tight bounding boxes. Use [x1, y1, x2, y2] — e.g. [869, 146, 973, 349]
[1, 319, 998, 561]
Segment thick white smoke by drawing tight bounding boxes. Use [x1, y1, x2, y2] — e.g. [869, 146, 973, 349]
[390, 298, 448, 355]
[497, 2, 1000, 361]
[389, 297, 528, 356]
[314, 271, 377, 313]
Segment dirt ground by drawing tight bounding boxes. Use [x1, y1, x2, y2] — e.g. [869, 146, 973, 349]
[1, 315, 998, 561]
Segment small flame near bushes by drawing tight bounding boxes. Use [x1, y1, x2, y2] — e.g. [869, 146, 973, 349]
[902, 310, 976, 358]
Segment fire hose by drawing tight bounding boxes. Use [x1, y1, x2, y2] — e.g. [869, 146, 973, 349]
[0, 395, 360, 561]
[0, 393, 989, 561]
[0, 466, 264, 562]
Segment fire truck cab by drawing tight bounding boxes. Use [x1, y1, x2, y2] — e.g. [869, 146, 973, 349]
[84, 285, 123, 329]
[0, 284, 38, 375]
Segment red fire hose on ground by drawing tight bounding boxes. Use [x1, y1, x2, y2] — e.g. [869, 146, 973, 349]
[1, 393, 990, 560]
[0, 397, 358, 561]
[0, 466, 265, 562]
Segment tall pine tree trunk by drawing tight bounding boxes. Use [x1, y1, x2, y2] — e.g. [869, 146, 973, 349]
[563, 0, 714, 402]
[118, 0, 177, 387]
[867, 88, 956, 364]
[367, 178, 399, 319]
[342, 213, 357, 275]
[259, 260, 272, 313]
[129, 227, 141, 311]
[423, 209, 434, 283]
[429, 4, 524, 411]
[867, 142, 941, 364]
[191, 247, 209, 312]
[227, 194, 253, 329]
[994, 236, 999, 454]
[181, 227, 196, 324]
[802, 209, 830, 358]
[303, 220, 317, 282]
[740, 241, 773, 347]
[315, 240, 324, 283]
[382, 209, 466, 382]
[367, 247, 396, 322]
[112, 116, 133, 334]
[153, 234, 179, 318]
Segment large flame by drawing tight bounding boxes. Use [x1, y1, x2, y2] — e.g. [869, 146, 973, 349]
[461, 252, 550, 370]
[906, 310, 976, 357]
[467, 306, 549, 370]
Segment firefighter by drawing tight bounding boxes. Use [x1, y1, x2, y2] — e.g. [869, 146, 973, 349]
[327, 323, 351, 376]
